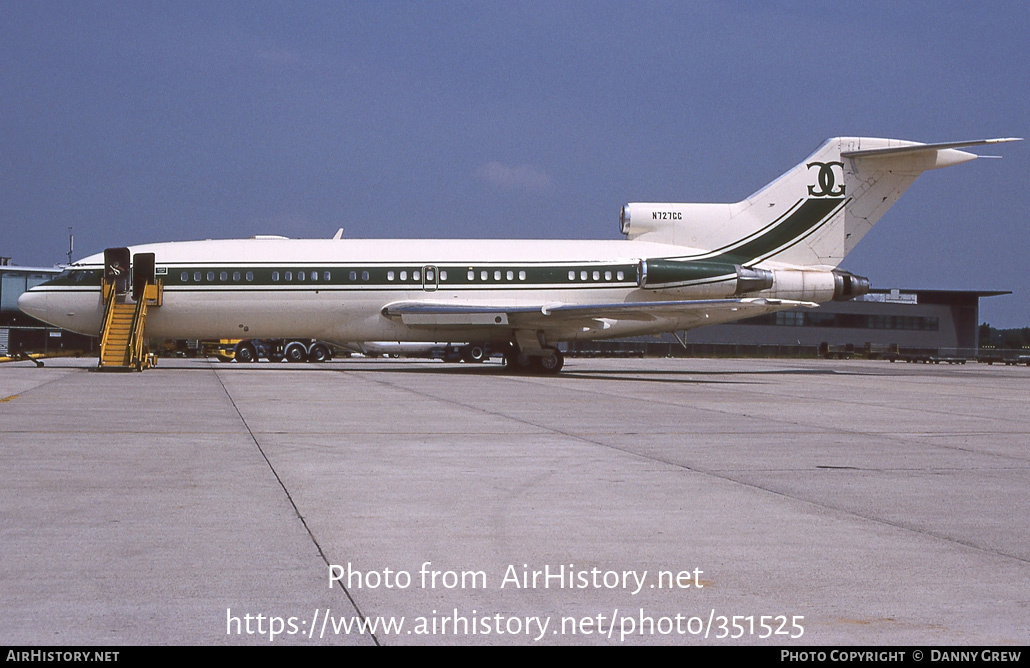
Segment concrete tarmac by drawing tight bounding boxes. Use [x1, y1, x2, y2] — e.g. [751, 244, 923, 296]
[1, 356, 1027, 645]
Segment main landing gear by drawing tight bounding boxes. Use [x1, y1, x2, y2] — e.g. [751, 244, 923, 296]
[503, 344, 564, 375]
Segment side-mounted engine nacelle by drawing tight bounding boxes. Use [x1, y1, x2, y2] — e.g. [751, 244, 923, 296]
[763, 268, 870, 302]
[831, 270, 871, 301]
[637, 259, 773, 297]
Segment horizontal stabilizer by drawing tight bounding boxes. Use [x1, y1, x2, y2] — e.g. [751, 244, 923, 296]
[841, 137, 1022, 159]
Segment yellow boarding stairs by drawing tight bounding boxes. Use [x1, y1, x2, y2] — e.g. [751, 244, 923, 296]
[97, 278, 162, 371]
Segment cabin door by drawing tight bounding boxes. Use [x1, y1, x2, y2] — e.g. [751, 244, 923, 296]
[131, 253, 155, 302]
[103, 247, 131, 294]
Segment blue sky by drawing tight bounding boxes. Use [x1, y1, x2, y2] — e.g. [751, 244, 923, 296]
[2, 1, 1027, 325]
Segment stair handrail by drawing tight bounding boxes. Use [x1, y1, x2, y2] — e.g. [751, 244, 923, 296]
[128, 283, 150, 370]
[97, 280, 117, 368]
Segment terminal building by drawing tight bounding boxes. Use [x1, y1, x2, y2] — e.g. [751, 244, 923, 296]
[0, 260, 95, 356]
[569, 288, 1008, 359]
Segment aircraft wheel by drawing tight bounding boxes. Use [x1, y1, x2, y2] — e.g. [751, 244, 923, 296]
[504, 348, 534, 373]
[538, 348, 564, 374]
[463, 345, 486, 363]
[308, 344, 331, 362]
[235, 342, 258, 363]
[285, 342, 308, 363]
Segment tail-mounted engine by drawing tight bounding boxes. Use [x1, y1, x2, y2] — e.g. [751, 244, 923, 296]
[831, 270, 870, 301]
[637, 259, 773, 296]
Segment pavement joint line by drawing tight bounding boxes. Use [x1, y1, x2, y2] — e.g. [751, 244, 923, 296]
[0, 365, 88, 401]
[508, 369, 1030, 465]
[209, 362, 382, 647]
[344, 367, 1030, 567]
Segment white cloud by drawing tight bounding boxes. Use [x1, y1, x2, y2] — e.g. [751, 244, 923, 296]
[474, 162, 554, 194]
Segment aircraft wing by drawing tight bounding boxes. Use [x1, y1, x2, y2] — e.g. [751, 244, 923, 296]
[382, 297, 817, 333]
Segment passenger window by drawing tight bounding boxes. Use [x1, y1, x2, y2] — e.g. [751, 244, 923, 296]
[481, 270, 488, 281]
[233, 271, 241, 281]
[506, 270, 513, 281]
[519, 271, 526, 281]
[494, 270, 501, 281]
[592, 271, 599, 281]
[349, 271, 357, 281]
[387, 271, 395, 281]
[413, 270, 420, 281]
[181, 272, 188, 282]
[285, 271, 292, 281]
[467, 270, 475, 281]
[568, 270, 575, 281]
[194, 272, 202, 282]
[400, 271, 407, 281]
[220, 271, 228, 281]
[298, 271, 305, 281]
[580, 271, 587, 281]
[440, 270, 447, 281]
[605, 271, 612, 281]
[617, 271, 625, 281]
[272, 271, 280, 281]
[324, 271, 331, 281]
[207, 272, 215, 281]
[246, 272, 253, 281]
[361, 271, 369, 281]
[426, 269, 434, 281]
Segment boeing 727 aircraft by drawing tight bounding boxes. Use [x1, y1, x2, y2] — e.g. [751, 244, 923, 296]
[19, 136, 1020, 373]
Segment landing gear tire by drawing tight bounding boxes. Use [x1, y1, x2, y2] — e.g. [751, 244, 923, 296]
[284, 343, 308, 363]
[235, 343, 258, 363]
[504, 346, 564, 375]
[463, 345, 486, 363]
[308, 344, 331, 363]
[538, 348, 564, 374]
[504, 348, 535, 374]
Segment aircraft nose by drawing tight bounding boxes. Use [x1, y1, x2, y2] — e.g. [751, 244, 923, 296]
[17, 288, 49, 322]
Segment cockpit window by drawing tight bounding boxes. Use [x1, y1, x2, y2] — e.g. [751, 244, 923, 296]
[47, 269, 103, 286]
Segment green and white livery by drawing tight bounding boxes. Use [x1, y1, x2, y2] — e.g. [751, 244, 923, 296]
[20, 136, 1020, 373]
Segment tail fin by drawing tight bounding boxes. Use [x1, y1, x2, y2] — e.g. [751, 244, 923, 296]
[621, 137, 1021, 268]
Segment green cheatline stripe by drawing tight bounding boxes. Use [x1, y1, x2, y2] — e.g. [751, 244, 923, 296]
[37, 265, 642, 289]
[716, 197, 844, 264]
